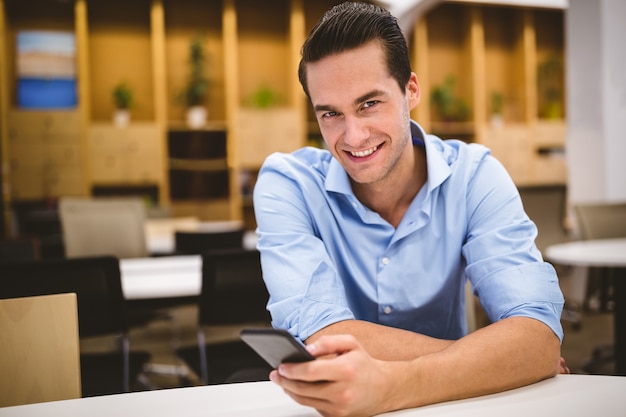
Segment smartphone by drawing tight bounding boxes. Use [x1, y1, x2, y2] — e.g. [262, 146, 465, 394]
[240, 328, 315, 369]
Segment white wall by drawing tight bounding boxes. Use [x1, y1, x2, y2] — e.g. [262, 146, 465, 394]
[566, 0, 626, 204]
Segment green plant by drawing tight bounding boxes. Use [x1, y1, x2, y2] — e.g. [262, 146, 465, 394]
[430, 75, 469, 122]
[244, 85, 284, 108]
[179, 35, 209, 107]
[537, 54, 564, 119]
[112, 82, 133, 109]
[490, 91, 503, 115]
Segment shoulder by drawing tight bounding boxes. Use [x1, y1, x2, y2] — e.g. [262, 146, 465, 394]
[261, 146, 333, 177]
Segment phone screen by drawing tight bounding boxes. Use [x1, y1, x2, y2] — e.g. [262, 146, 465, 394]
[241, 328, 315, 368]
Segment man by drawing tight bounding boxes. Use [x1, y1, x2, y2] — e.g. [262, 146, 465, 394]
[253, 2, 567, 416]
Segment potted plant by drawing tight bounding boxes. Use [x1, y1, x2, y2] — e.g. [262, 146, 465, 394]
[244, 84, 283, 108]
[490, 91, 504, 127]
[179, 35, 210, 128]
[430, 75, 469, 123]
[112, 82, 133, 127]
[537, 54, 564, 119]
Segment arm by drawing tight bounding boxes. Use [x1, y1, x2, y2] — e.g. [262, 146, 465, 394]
[306, 319, 453, 360]
[273, 316, 561, 417]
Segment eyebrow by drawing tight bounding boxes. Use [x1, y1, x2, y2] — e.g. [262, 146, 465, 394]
[313, 89, 387, 113]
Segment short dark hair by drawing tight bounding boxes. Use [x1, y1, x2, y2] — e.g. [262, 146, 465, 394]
[298, 1, 411, 99]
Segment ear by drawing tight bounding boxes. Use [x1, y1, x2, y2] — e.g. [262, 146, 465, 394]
[406, 72, 420, 110]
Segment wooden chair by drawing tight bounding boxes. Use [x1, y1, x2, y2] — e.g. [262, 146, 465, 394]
[0, 293, 81, 407]
[176, 249, 272, 384]
[0, 256, 151, 397]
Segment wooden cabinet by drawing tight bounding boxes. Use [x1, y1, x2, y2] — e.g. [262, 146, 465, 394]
[89, 123, 162, 184]
[7, 111, 83, 199]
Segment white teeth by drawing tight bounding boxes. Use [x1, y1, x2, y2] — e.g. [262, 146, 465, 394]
[350, 146, 378, 157]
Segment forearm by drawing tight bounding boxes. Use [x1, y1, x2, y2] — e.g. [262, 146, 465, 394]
[306, 319, 454, 360]
[388, 317, 562, 410]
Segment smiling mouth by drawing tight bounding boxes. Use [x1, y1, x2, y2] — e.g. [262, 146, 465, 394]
[349, 145, 378, 157]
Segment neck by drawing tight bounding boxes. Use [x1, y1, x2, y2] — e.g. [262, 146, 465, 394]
[352, 145, 427, 228]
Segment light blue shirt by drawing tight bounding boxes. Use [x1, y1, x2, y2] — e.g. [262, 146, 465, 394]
[253, 121, 564, 343]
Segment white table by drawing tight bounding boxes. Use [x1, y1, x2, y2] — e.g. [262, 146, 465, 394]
[0, 375, 624, 417]
[144, 218, 257, 255]
[546, 238, 626, 375]
[120, 255, 202, 300]
[122, 226, 258, 300]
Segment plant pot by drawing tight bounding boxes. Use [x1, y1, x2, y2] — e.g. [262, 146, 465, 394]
[113, 109, 130, 127]
[186, 106, 207, 129]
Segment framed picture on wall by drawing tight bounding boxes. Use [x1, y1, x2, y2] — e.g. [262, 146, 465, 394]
[16, 30, 77, 109]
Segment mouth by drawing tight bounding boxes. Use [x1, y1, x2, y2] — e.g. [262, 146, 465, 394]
[348, 145, 379, 158]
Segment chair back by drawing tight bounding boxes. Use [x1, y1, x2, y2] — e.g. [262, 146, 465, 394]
[574, 202, 626, 240]
[59, 197, 148, 259]
[199, 248, 270, 325]
[175, 228, 244, 255]
[0, 237, 40, 261]
[0, 293, 81, 406]
[518, 184, 569, 252]
[0, 256, 127, 338]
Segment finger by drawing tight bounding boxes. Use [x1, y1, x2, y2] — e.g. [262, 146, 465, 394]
[307, 334, 362, 358]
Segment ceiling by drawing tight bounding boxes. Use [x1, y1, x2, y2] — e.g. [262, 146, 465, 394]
[372, 0, 568, 34]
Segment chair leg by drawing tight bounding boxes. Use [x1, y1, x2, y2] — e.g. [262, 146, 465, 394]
[122, 333, 130, 392]
[197, 329, 208, 385]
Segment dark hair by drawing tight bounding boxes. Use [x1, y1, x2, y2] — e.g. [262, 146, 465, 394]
[298, 1, 411, 99]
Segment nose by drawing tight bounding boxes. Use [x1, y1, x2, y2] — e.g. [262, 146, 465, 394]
[343, 115, 369, 147]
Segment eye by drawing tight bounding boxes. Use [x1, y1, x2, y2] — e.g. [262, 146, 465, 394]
[321, 111, 338, 119]
[362, 100, 379, 109]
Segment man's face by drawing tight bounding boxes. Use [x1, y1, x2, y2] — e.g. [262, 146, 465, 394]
[306, 40, 420, 186]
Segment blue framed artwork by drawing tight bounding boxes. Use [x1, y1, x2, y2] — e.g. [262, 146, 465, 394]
[16, 30, 77, 109]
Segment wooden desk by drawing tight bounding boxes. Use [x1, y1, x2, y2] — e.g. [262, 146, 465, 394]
[0, 375, 624, 416]
[546, 238, 626, 375]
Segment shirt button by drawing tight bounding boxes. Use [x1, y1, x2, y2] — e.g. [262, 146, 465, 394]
[381, 257, 389, 265]
[383, 306, 392, 314]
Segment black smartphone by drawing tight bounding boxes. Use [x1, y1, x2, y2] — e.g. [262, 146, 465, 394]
[240, 328, 315, 369]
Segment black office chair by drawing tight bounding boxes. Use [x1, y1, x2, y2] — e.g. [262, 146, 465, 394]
[174, 228, 244, 254]
[176, 248, 272, 384]
[0, 237, 40, 261]
[0, 256, 151, 396]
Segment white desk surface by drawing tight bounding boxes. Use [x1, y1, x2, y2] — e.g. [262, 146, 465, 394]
[120, 254, 202, 300]
[145, 218, 257, 255]
[1, 375, 624, 417]
[545, 237, 626, 267]
[122, 227, 258, 300]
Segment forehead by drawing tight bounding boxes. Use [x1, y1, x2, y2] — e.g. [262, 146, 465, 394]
[305, 41, 392, 104]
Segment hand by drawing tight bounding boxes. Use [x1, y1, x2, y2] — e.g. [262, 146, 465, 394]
[269, 334, 400, 417]
[559, 356, 570, 374]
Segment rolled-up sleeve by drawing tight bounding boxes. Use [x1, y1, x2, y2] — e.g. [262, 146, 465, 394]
[462, 153, 565, 342]
[254, 151, 354, 342]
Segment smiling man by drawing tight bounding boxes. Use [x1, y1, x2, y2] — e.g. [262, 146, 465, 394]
[253, 2, 567, 416]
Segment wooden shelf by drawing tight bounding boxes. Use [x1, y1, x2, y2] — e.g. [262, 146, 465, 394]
[412, 2, 566, 185]
[0, 0, 566, 235]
